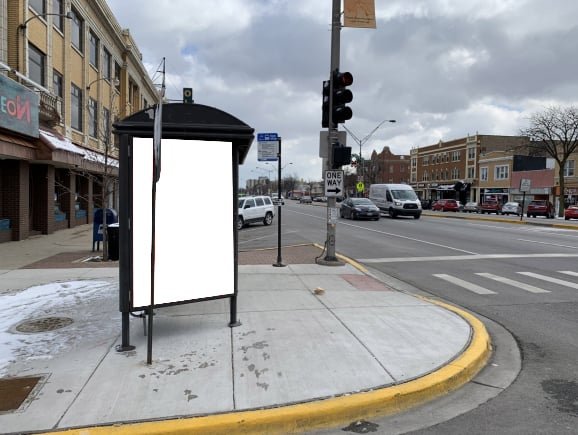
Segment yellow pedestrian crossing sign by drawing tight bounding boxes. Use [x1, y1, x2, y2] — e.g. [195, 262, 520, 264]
[356, 181, 364, 192]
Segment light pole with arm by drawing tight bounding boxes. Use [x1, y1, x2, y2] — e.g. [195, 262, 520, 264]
[343, 119, 396, 196]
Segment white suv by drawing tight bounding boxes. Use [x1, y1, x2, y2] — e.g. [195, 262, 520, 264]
[237, 196, 275, 230]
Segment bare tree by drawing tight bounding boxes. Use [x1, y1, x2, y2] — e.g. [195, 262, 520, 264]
[520, 105, 578, 217]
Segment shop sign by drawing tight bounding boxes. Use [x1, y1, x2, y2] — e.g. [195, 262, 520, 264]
[0, 74, 39, 138]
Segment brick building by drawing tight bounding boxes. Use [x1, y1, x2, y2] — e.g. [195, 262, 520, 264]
[0, 0, 157, 243]
[410, 134, 530, 203]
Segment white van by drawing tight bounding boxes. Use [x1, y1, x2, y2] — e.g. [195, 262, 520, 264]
[368, 184, 422, 219]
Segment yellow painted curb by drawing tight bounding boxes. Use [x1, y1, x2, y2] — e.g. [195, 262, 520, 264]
[45, 299, 491, 435]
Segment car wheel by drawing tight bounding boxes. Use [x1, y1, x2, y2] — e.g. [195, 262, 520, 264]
[340, 209, 345, 218]
[414, 214, 421, 219]
[236, 217, 244, 231]
[388, 208, 397, 219]
[565, 216, 570, 220]
[263, 213, 273, 226]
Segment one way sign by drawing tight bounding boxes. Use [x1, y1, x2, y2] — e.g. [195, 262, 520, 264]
[325, 170, 344, 197]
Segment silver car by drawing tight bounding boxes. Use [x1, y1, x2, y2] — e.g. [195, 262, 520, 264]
[501, 202, 522, 216]
[463, 202, 480, 213]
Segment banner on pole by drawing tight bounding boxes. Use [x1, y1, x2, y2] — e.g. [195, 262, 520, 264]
[344, 0, 376, 29]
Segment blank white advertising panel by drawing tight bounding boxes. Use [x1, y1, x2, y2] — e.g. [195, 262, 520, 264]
[131, 138, 234, 308]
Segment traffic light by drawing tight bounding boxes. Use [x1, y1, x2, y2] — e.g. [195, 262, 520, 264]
[332, 70, 353, 124]
[322, 80, 330, 128]
[332, 144, 352, 169]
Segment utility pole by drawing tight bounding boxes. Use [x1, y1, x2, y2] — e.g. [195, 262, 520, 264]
[320, 0, 342, 264]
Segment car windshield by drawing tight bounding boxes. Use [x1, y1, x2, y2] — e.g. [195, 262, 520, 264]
[391, 189, 418, 200]
[505, 203, 518, 206]
[351, 198, 373, 205]
[532, 201, 546, 205]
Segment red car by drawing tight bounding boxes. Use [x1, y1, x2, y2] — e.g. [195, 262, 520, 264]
[480, 200, 502, 214]
[565, 205, 578, 220]
[432, 199, 459, 212]
[526, 200, 554, 218]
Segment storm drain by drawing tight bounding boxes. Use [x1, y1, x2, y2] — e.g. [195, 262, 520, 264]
[14, 317, 73, 334]
[0, 376, 42, 412]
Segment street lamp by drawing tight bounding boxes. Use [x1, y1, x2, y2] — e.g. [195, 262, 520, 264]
[343, 119, 396, 196]
[265, 162, 293, 195]
[86, 76, 119, 261]
[254, 166, 273, 195]
[16, 11, 73, 73]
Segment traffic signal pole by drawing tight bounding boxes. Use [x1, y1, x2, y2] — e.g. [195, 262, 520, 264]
[321, 0, 343, 265]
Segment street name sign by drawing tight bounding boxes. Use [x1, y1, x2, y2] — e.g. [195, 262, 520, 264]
[325, 170, 344, 197]
[257, 132, 279, 161]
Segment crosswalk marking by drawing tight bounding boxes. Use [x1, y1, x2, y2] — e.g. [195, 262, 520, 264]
[475, 272, 550, 293]
[433, 274, 497, 294]
[517, 272, 578, 289]
[559, 271, 578, 277]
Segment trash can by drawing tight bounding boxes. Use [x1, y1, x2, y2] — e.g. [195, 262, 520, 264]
[107, 223, 120, 261]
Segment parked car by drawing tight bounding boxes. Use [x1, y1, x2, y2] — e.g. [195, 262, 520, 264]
[271, 195, 284, 205]
[501, 202, 522, 216]
[431, 199, 459, 212]
[480, 200, 502, 214]
[313, 196, 327, 202]
[526, 200, 554, 218]
[299, 195, 312, 204]
[463, 202, 480, 213]
[565, 205, 578, 220]
[237, 196, 275, 230]
[340, 198, 380, 220]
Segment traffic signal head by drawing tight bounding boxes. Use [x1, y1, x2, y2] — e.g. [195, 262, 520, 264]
[322, 80, 330, 128]
[332, 70, 353, 124]
[332, 144, 352, 169]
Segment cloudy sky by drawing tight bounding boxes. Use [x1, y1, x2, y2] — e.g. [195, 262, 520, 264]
[106, 0, 578, 186]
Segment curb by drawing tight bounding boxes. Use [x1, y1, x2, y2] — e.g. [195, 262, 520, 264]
[423, 212, 578, 230]
[39, 277, 491, 435]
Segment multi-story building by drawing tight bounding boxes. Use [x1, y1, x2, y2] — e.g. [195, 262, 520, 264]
[367, 146, 410, 186]
[479, 152, 554, 207]
[0, 0, 158, 243]
[410, 134, 530, 203]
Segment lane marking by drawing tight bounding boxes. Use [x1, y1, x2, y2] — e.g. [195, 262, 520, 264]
[517, 272, 578, 289]
[359, 253, 578, 264]
[433, 274, 497, 295]
[515, 238, 578, 249]
[559, 270, 578, 277]
[475, 272, 550, 293]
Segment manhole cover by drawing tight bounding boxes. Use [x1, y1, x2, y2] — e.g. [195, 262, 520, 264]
[15, 317, 74, 333]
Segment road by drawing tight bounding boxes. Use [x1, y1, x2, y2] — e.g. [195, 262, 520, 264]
[240, 201, 578, 434]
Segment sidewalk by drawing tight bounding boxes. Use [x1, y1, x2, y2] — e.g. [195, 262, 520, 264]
[0, 225, 490, 435]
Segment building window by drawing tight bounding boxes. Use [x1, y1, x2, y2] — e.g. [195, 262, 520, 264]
[423, 156, 429, 165]
[28, 44, 45, 86]
[114, 62, 121, 91]
[564, 160, 575, 177]
[452, 168, 460, 179]
[452, 151, 460, 162]
[30, 0, 45, 14]
[71, 8, 83, 52]
[480, 167, 488, 181]
[103, 49, 111, 80]
[422, 171, 429, 181]
[89, 31, 99, 68]
[467, 167, 475, 179]
[71, 84, 83, 131]
[89, 98, 98, 138]
[53, 0, 65, 31]
[495, 165, 509, 180]
[468, 147, 476, 159]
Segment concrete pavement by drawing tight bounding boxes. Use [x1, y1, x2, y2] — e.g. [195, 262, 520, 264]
[0, 224, 491, 435]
